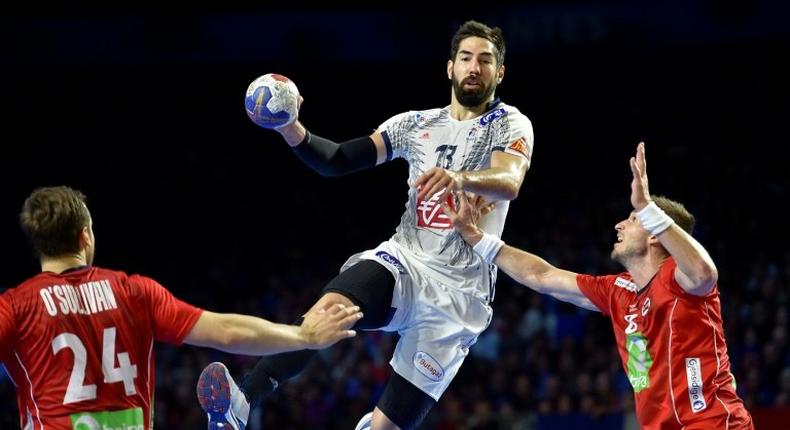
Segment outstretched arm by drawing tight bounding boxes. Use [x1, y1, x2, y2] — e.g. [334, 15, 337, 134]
[183, 303, 363, 355]
[630, 142, 718, 296]
[443, 193, 599, 311]
[416, 151, 529, 202]
[273, 98, 388, 177]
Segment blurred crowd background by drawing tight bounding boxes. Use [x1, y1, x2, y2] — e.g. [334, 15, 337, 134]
[1, 1, 788, 428]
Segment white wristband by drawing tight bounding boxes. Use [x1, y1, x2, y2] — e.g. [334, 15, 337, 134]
[636, 201, 674, 235]
[472, 232, 505, 264]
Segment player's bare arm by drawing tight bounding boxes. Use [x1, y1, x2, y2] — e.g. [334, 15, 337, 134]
[184, 303, 362, 355]
[443, 192, 598, 311]
[415, 150, 529, 203]
[630, 142, 718, 296]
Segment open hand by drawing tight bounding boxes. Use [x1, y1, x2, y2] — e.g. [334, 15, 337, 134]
[441, 192, 495, 246]
[300, 303, 362, 349]
[630, 142, 651, 211]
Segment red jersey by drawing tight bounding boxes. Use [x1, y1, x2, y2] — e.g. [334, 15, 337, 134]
[577, 257, 752, 429]
[0, 266, 203, 429]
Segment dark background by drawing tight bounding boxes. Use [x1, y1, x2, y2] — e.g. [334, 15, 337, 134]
[1, 1, 789, 428]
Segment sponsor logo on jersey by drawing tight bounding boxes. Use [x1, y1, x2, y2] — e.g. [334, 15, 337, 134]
[615, 277, 638, 292]
[641, 297, 651, 316]
[626, 332, 653, 392]
[416, 189, 454, 229]
[375, 251, 406, 274]
[479, 108, 506, 126]
[413, 351, 444, 381]
[70, 407, 144, 430]
[506, 137, 530, 159]
[685, 358, 707, 413]
[418, 132, 430, 139]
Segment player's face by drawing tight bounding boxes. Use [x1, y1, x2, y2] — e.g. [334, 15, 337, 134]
[611, 212, 649, 264]
[448, 36, 504, 108]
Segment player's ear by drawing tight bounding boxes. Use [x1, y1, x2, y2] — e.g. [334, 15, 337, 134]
[447, 60, 453, 80]
[78, 226, 92, 250]
[497, 64, 505, 84]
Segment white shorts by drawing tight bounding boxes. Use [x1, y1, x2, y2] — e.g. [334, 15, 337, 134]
[340, 240, 493, 400]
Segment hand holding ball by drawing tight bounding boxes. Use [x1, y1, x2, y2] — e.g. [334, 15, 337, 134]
[244, 73, 300, 129]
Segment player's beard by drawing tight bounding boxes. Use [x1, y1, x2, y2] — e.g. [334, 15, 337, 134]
[611, 241, 646, 267]
[452, 72, 496, 108]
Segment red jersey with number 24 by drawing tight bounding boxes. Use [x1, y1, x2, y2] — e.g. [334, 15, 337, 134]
[0, 266, 203, 430]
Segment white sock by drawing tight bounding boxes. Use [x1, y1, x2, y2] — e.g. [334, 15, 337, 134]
[354, 411, 374, 430]
[226, 369, 249, 426]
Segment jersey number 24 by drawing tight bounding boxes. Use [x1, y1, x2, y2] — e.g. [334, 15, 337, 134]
[51, 327, 138, 404]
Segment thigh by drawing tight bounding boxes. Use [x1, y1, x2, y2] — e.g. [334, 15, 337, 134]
[388, 281, 492, 401]
[320, 260, 396, 330]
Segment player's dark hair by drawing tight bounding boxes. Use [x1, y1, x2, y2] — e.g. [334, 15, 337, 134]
[20, 186, 91, 258]
[450, 20, 506, 66]
[653, 195, 696, 235]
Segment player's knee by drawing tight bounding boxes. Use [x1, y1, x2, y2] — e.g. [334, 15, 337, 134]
[370, 408, 401, 430]
[376, 373, 436, 429]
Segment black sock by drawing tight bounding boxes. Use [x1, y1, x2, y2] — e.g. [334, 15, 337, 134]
[239, 317, 316, 406]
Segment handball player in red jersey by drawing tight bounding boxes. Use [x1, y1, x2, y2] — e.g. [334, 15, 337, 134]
[0, 186, 362, 429]
[445, 143, 754, 430]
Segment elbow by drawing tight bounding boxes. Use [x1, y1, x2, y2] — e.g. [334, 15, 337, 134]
[502, 182, 520, 201]
[691, 262, 718, 291]
[520, 270, 546, 294]
[699, 263, 718, 285]
[214, 319, 244, 350]
[214, 328, 237, 350]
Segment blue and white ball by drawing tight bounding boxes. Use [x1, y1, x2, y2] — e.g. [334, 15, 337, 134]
[244, 73, 299, 129]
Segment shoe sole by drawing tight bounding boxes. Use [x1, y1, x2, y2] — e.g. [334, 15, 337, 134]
[197, 362, 239, 430]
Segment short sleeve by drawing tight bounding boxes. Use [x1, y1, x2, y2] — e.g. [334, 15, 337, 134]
[377, 111, 415, 161]
[660, 258, 719, 300]
[492, 110, 534, 162]
[576, 274, 616, 316]
[133, 276, 203, 345]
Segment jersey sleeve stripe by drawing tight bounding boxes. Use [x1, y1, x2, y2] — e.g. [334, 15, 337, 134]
[14, 350, 43, 429]
[704, 302, 732, 429]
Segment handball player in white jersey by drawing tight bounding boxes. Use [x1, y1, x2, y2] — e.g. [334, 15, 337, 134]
[198, 20, 534, 430]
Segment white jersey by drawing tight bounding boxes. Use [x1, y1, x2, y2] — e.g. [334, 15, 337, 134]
[377, 99, 534, 299]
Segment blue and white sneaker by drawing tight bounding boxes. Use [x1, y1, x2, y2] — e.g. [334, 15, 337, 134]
[354, 411, 374, 430]
[197, 362, 250, 430]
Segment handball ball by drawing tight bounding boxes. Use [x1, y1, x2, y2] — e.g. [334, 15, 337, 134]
[244, 73, 299, 129]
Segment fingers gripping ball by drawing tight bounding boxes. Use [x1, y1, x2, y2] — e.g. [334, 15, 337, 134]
[244, 73, 299, 129]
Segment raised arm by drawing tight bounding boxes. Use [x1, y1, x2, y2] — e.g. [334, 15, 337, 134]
[416, 151, 529, 202]
[273, 98, 388, 177]
[183, 304, 362, 355]
[443, 193, 599, 311]
[630, 142, 718, 296]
